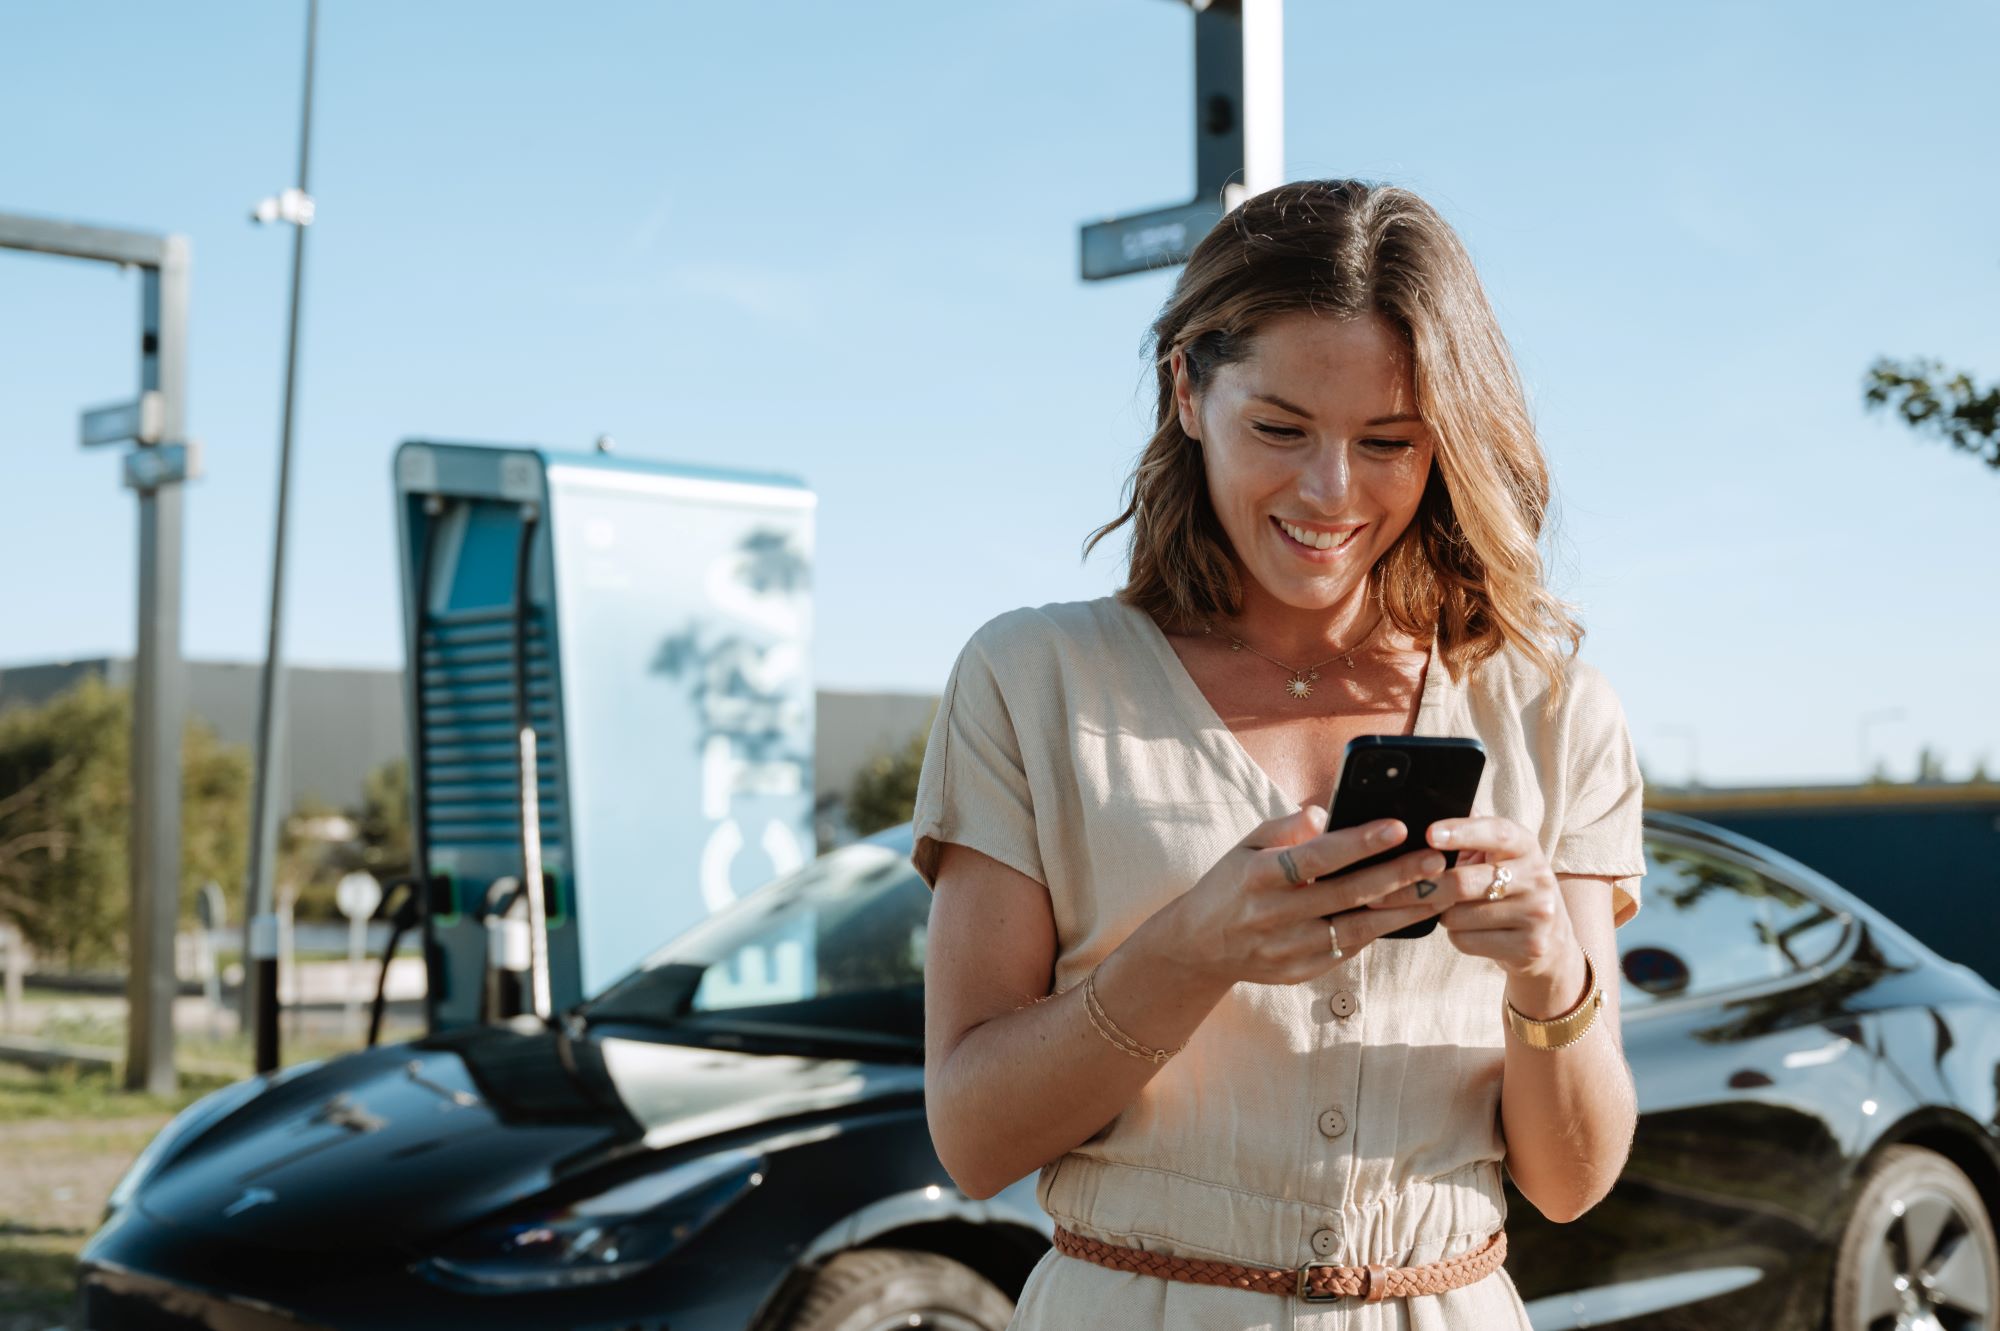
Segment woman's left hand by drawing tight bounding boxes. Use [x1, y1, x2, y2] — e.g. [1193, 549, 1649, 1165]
[1366, 816, 1583, 1006]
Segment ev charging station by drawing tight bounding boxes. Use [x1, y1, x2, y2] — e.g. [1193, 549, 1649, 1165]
[392, 441, 816, 1033]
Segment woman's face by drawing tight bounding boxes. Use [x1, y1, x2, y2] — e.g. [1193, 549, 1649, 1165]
[1173, 310, 1435, 616]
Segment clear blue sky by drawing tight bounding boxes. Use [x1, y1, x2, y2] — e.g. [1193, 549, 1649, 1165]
[3, 0, 1995, 787]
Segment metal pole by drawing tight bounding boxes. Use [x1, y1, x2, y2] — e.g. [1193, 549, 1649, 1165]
[125, 240, 190, 1096]
[1197, 0, 1282, 208]
[1079, 0, 1284, 281]
[1238, 0, 1283, 196]
[2, 924, 23, 1033]
[242, 0, 319, 1073]
[0, 212, 193, 1094]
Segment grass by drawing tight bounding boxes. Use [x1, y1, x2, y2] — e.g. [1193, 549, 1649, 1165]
[0, 990, 426, 1329]
[0, 1060, 229, 1124]
[0, 1233, 79, 1325]
[0, 1063, 192, 1330]
[16, 1000, 424, 1071]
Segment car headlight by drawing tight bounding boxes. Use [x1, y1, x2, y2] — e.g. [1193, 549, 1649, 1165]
[418, 1148, 765, 1292]
[105, 1072, 280, 1216]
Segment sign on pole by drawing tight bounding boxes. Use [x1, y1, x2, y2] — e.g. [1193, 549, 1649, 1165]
[1078, 0, 1284, 282]
[336, 872, 382, 1037]
[123, 442, 201, 492]
[80, 391, 163, 448]
[1080, 199, 1227, 282]
[335, 871, 382, 921]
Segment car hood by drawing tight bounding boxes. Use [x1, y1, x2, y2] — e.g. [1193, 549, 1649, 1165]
[135, 1022, 924, 1252]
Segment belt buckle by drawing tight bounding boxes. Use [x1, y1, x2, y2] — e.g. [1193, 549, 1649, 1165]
[1296, 1262, 1342, 1302]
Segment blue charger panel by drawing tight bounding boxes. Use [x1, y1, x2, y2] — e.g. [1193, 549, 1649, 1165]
[543, 459, 816, 997]
[396, 441, 814, 1032]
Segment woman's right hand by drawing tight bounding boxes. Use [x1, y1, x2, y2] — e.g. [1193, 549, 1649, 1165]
[1166, 806, 1448, 986]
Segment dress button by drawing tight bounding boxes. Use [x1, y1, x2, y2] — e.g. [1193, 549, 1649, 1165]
[1330, 990, 1358, 1019]
[1318, 1108, 1348, 1139]
[1311, 1227, 1340, 1257]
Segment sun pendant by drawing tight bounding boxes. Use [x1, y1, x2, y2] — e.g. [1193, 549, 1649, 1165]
[1286, 676, 1314, 700]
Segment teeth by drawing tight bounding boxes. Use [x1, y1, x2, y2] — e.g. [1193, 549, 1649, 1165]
[1280, 520, 1355, 551]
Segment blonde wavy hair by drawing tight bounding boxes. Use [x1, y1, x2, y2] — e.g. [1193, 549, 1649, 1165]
[1083, 178, 1583, 699]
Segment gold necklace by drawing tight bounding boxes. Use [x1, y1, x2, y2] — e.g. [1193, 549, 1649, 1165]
[1201, 613, 1384, 700]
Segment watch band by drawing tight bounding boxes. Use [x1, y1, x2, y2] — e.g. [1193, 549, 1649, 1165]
[1504, 945, 1604, 1051]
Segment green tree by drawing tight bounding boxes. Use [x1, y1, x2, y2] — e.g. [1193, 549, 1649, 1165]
[0, 678, 250, 969]
[0, 679, 133, 967]
[275, 759, 412, 923]
[278, 793, 349, 922]
[844, 710, 937, 837]
[179, 711, 251, 927]
[1863, 357, 2000, 470]
[354, 757, 411, 883]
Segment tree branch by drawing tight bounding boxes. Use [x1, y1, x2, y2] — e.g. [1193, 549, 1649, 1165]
[1864, 357, 2000, 469]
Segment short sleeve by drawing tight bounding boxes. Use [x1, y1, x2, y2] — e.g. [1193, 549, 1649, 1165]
[909, 622, 1047, 892]
[1551, 662, 1647, 927]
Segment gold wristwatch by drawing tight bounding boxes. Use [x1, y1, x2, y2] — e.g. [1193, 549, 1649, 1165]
[1503, 945, 1604, 1051]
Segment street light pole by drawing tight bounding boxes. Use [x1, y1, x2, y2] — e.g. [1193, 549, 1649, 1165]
[242, 0, 320, 1074]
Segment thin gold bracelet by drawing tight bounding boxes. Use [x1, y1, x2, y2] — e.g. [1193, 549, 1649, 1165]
[1084, 966, 1182, 1064]
[1503, 945, 1605, 1051]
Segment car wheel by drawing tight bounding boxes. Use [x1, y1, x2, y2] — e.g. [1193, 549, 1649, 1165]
[783, 1247, 1016, 1331]
[1832, 1144, 1998, 1331]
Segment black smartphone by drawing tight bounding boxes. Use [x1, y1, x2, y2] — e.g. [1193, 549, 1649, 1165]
[1319, 736, 1485, 940]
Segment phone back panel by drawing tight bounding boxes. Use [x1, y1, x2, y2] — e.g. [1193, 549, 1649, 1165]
[1323, 736, 1485, 938]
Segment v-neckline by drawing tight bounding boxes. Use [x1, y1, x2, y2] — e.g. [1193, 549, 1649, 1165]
[1119, 598, 1449, 812]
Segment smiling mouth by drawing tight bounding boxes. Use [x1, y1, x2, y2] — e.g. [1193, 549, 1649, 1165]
[1272, 516, 1364, 553]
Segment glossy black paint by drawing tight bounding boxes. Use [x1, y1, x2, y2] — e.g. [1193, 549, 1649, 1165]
[1507, 815, 2000, 1330]
[78, 814, 2000, 1331]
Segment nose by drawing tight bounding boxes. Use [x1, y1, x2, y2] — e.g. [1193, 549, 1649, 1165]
[1295, 441, 1352, 512]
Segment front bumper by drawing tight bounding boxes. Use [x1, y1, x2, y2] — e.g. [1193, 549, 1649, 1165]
[76, 1205, 792, 1331]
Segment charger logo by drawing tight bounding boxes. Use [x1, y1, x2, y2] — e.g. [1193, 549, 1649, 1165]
[222, 1187, 276, 1218]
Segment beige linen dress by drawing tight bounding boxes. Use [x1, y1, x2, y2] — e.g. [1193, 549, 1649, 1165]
[910, 596, 1646, 1330]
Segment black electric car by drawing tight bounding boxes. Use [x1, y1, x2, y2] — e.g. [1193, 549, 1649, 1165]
[78, 813, 2000, 1330]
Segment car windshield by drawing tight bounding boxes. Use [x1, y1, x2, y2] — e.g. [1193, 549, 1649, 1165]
[579, 832, 930, 1053]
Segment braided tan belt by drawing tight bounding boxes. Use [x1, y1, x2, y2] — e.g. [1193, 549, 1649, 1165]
[1051, 1225, 1507, 1304]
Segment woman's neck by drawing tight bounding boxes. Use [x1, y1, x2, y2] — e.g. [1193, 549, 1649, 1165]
[1216, 579, 1384, 665]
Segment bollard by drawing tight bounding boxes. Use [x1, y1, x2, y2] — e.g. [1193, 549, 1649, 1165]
[196, 881, 226, 1039]
[277, 885, 296, 1008]
[1, 923, 22, 1033]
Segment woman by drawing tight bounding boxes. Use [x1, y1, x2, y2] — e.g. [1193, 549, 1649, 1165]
[911, 179, 1645, 1329]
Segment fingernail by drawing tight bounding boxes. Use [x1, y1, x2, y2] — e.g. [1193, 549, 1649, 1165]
[1432, 827, 1453, 846]
[1307, 806, 1328, 829]
[1424, 855, 1446, 875]
[1374, 822, 1400, 844]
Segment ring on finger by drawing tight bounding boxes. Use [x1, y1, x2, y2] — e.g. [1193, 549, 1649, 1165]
[1328, 917, 1344, 961]
[1276, 848, 1309, 887]
[1486, 864, 1514, 902]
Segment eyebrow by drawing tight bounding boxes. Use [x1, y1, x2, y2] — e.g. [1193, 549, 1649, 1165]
[1249, 393, 1422, 428]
